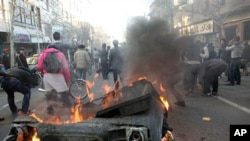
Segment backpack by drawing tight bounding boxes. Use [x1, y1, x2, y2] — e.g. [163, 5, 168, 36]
[43, 52, 62, 73]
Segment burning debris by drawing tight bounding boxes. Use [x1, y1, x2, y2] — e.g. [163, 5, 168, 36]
[3, 79, 173, 141]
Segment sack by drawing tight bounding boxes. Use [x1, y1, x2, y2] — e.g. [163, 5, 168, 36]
[43, 52, 62, 73]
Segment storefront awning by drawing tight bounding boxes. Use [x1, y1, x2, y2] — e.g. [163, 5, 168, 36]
[13, 26, 30, 43]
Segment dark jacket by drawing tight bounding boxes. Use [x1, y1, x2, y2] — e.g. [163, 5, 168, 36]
[2, 53, 10, 70]
[50, 42, 71, 61]
[198, 59, 227, 84]
[218, 45, 231, 63]
[16, 54, 29, 68]
[110, 47, 123, 70]
[100, 49, 108, 64]
[1, 67, 39, 88]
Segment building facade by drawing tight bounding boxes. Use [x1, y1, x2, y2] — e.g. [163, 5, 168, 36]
[0, 0, 90, 57]
[149, 0, 250, 49]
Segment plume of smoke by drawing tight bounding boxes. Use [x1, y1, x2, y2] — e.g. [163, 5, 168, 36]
[124, 17, 185, 84]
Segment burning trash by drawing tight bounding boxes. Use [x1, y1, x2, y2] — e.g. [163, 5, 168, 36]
[3, 79, 173, 141]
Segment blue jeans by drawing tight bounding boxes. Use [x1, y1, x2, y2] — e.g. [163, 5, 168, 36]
[230, 58, 241, 85]
[1, 77, 31, 113]
[76, 68, 87, 80]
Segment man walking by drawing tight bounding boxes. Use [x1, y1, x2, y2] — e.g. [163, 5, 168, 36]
[99, 43, 109, 79]
[226, 36, 244, 85]
[110, 40, 124, 90]
[73, 45, 91, 80]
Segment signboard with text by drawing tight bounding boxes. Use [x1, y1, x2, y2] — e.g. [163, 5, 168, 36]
[179, 20, 214, 36]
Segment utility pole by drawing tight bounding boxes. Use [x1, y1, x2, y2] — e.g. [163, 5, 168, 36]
[9, 0, 16, 67]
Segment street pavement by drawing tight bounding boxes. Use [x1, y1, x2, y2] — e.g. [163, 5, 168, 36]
[0, 69, 250, 141]
[167, 72, 250, 141]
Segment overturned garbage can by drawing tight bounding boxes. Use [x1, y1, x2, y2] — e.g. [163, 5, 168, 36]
[3, 79, 173, 141]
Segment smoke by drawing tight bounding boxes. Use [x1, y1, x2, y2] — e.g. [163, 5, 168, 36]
[123, 17, 185, 84]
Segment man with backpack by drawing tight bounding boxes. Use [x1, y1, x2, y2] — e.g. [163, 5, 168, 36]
[37, 44, 72, 115]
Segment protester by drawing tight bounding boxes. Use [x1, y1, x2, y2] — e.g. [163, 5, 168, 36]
[16, 47, 29, 69]
[200, 43, 209, 63]
[109, 40, 124, 90]
[226, 36, 244, 85]
[99, 43, 109, 79]
[218, 38, 231, 80]
[2, 49, 10, 70]
[241, 40, 250, 76]
[73, 45, 91, 80]
[37, 44, 72, 115]
[198, 59, 227, 96]
[182, 39, 201, 95]
[0, 67, 39, 115]
[51, 32, 71, 61]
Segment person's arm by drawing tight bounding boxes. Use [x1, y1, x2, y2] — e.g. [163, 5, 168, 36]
[225, 44, 235, 51]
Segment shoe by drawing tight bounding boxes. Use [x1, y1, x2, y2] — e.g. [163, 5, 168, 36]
[18, 110, 31, 116]
[212, 92, 218, 96]
[174, 101, 186, 107]
[0, 117, 4, 121]
[206, 93, 212, 96]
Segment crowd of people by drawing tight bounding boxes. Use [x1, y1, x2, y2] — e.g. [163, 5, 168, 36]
[0, 32, 124, 120]
[1, 31, 250, 121]
[182, 36, 250, 96]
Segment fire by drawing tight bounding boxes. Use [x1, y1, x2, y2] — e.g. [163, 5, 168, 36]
[160, 83, 166, 92]
[160, 96, 170, 111]
[32, 128, 40, 141]
[70, 97, 84, 123]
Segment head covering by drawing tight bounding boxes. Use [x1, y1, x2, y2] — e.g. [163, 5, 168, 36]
[47, 44, 59, 49]
[20, 47, 25, 50]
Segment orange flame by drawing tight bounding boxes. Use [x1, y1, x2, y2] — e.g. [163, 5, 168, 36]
[32, 128, 40, 141]
[160, 83, 166, 92]
[138, 76, 147, 80]
[160, 96, 170, 111]
[70, 97, 83, 123]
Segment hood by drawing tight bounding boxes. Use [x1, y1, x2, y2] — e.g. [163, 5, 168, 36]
[42, 48, 59, 53]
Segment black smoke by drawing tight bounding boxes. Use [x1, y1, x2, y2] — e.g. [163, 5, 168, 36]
[124, 17, 186, 84]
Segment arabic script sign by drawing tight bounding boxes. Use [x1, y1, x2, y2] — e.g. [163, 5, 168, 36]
[179, 21, 214, 36]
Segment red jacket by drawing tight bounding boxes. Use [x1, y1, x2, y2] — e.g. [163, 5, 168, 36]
[37, 48, 71, 83]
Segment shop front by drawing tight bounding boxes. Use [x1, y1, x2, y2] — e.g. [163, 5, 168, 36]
[178, 20, 219, 48]
[223, 7, 250, 42]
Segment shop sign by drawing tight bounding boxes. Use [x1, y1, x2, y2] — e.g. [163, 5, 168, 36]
[179, 20, 214, 36]
[14, 34, 30, 43]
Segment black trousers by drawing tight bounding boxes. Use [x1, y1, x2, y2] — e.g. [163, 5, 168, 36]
[203, 71, 219, 94]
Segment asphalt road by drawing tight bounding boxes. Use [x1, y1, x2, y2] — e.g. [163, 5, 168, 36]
[0, 71, 250, 141]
